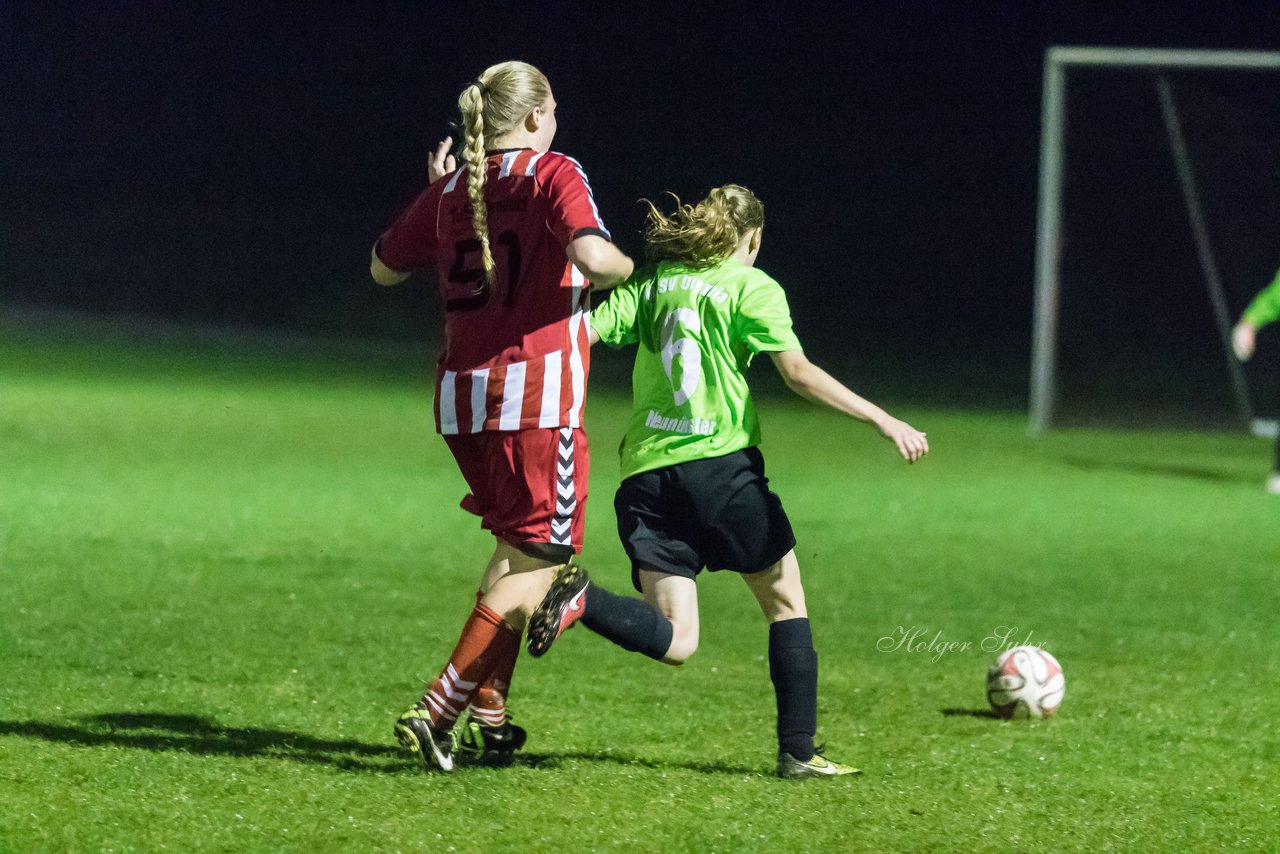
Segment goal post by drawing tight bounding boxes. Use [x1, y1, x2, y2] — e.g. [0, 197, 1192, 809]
[1030, 46, 1280, 435]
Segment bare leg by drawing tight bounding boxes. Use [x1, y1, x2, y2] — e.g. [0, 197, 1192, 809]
[637, 569, 700, 664]
[741, 549, 818, 762]
[480, 539, 565, 633]
[741, 549, 808, 623]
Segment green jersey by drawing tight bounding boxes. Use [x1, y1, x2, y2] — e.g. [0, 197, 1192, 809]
[591, 258, 802, 479]
[1243, 267, 1280, 330]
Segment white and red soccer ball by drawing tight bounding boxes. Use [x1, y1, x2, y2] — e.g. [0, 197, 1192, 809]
[986, 645, 1065, 719]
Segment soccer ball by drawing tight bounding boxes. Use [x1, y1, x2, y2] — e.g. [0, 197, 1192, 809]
[986, 645, 1065, 719]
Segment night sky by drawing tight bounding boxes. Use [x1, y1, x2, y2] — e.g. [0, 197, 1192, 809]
[4, 2, 1280, 407]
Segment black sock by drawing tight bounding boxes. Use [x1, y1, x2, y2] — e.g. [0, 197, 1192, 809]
[580, 583, 673, 661]
[769, 618, 817, 762]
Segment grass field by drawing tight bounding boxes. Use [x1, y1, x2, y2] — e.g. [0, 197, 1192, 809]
[1, 312, 1278, 851]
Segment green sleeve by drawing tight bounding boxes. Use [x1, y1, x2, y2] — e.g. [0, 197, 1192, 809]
[1243, 268, 1280, 329]
[735, 274, 802, 356]
[590, 280, 643, 346]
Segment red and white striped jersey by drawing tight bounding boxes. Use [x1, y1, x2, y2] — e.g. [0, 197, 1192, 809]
[377, 149, 610, 433]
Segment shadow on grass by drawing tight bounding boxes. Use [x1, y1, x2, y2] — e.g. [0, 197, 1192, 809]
[940, 708, 1000, 719]
[0, 713, 762, 776]
[0, 713, 412, 774]
[513, 751, 760, 776]
[1059, 455, 1254, 484]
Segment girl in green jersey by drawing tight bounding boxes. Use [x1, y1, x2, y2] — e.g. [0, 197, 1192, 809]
[1232, 268, 1280, 493]
[527, 184, 929, 778]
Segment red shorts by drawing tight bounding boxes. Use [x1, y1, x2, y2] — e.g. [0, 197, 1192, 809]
[444, 426, 589, 556]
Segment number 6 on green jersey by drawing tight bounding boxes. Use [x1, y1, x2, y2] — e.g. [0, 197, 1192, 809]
[592, 259, 802, 479]
[661, 308, 703, 405]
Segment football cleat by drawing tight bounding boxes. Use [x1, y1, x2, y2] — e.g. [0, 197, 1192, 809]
[526, 563, 589, 657]
[394, 707, 454, 772]
[454, 716, 528, 767]
[776, 745, 861, 780]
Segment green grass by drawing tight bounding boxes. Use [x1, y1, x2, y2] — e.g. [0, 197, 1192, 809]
[2, 312, 1278, 851]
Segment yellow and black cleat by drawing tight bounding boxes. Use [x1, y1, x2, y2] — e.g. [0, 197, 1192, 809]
[394, 707, 455, 773]
[776, 748, 861, 780]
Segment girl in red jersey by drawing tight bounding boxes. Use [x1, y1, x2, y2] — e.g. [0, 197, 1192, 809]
[371, 61, 634, 771]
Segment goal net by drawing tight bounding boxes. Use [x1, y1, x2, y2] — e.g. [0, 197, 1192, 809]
[1030, 47, 1280, 433]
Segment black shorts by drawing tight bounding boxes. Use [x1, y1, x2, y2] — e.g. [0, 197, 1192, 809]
[614, 446, 797, 591]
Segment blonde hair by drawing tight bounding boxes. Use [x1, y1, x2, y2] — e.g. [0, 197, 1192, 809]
[457, 61, 551, 284]
[642, 184, 764, 268]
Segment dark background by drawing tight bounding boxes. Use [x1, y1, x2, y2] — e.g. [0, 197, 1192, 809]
[4, 2, 1280, 414]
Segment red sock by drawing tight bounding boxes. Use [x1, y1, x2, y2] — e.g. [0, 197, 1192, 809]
[471, 624, 520, 728]
[418, 602, 518, 729]
[465, 590, 519, 728]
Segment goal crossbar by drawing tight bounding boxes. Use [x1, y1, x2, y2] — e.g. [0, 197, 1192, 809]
[1046, 46, 1280, 70]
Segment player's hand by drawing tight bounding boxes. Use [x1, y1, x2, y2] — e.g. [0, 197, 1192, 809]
[1232, 321, 1256, 362]
[428, 138, 457, 184]
[877, 417, 929, 463]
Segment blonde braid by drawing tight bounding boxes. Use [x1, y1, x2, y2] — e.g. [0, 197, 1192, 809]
[452, 63, 551, 287]
[458, 83, 496, 285]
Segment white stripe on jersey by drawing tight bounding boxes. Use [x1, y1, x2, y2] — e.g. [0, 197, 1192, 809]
[525, 151, 544, 176]
[469, 368, 489, 434]
[564, 154, 610, 239]
[539, 350, 562, 428]
[443, 168, 465, 194]
[439, 370, 459, 435]
[498, 151, 519, 178]
[567, 266, 587, 428]
[498, 361, 526, 430]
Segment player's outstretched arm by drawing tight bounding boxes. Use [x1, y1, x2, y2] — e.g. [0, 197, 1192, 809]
[1236, 268, 1280, 359]
[769, 349, 929, 463]
[567, 234, 634, 291]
